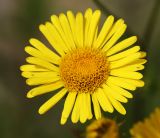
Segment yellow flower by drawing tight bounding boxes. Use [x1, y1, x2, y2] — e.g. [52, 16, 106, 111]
[130, 108, 160, 138]
[20, 8, 147, 124]
[86, 118, 119, 138]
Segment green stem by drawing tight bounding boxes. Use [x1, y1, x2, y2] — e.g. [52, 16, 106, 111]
[92, 0, 120, 19]
[92, 0, 141, 43]
[133, 0, 160, 122]
[142, 0, 160, 51]
[93, 0, 160, 49]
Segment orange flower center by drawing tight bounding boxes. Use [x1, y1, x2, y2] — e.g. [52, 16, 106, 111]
[60, 48, 109, 93]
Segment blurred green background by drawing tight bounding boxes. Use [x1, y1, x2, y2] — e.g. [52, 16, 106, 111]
[0, 0, 160, 138]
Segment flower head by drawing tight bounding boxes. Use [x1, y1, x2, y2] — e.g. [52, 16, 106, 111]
[130, 108, 160, 138]
[86, 118, 119, 138]
[20, 8, 147, 124]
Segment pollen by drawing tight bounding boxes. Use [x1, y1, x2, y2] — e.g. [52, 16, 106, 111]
[60, 48, 110, 93]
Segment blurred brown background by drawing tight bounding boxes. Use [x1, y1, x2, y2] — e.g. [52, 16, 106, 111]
[0, 0, 160, 138]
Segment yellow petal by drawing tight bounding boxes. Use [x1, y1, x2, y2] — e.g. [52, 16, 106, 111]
[39, 24, 65, 56]
[61, 92, 77, 125]
[86, 93, 93, 119]
[110, 69, 143, 79]
[25, 46, 60, 65]
[71, 93, 80, 123]
[67, 11, 77, 44]
[21, 71, 58, 78]
[26, 77, 60, 86]
[103, 84, 128, 103]
[86, 10, 101, 47]
[27, 81, 63, 98]
[103, 87, 126, 115]
[38, 88, 67, 114]
[110, 52, 141, 69]
[125, 79, 145, 87]
[75, 13, 84, 48]
[59, 13, 76, 49]
[96, 88, 114, 112]
[107, 95, 126, 115]
[93, 15, 114, 48]
[144, 119, 160, 137]
[45, 22, 69, 52]
[29, 38, 60, 65]
[106, 82, 133, 98]
[130, 59, 147, 65]
[107, 76, 136, 90]
[108, 46, 140, 61]
[102, 24, 127, 52]
[80, 93, 87, 123]
[93, 27, 98, 44]
[84, 8, 93, 47]
[92, 93, 101, 119]
[20, 65, 48, 72]
[115, 64, 144, 71]
[26, 57, 59, 72]
[140, 51, 147, 58]
[25, 46, 43, 58]
[103, 19, 124, 45]
[107, 36, 137, 56]
[51, 15, 72, 50]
